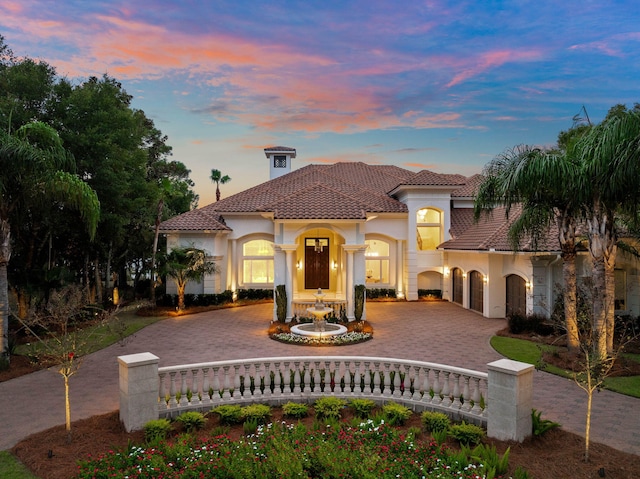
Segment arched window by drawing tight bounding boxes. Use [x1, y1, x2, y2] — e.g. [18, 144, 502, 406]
[416, 208, 442, 251]
[242, 239, 274, 284]
[365, 239, 390, 284]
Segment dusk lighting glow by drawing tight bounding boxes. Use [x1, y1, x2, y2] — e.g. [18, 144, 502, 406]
[1, 1, 638, 206]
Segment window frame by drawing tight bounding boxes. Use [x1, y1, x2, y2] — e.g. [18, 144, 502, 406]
[365, 238, 390, 285]
[241, 239, 275, 286]
[416, 207, 443, 251]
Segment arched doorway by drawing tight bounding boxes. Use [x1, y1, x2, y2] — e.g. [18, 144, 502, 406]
[469, 271, 484, 313]
[452, 268, 463, 305]
[506, 274, 526, 317]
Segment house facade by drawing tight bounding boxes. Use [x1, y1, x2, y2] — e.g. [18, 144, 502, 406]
[159, 147, 640, 321]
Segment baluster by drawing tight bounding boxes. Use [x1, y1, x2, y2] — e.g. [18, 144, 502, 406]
[402, 365, 411, 398]
[372, 362, 381, 396]
[252, 362, 263, 398]
[222, 366, 232, 400]
[179, 370, 189, 406]
[233, 365, 241, 398]
[191, 368, 202, 405]
[303, 361, 311, 397]
[451, 373, 462, 409]
[481, 377, 489, 416]
[168, 371, 178, 407]
[461, 375, 472, 412]
[440, 371, 451, 407]
[324, 361, 332, 392]
[243, 364, 252, 398]
[260, 362, 269, 399]
[273, 362, 282, 397]
[393, 364, 402, 398]
[202, 368, 211, 405]
[293, 361, 302, 395]
[344, 361, 352, 393]
[333, 360, 343, 393]
[313, 361, 322, 394]
[411, 366, 421, 400]
[283, 362, 291, 394]
[353, 361, 361, 395]
[158, 372, 167, 409]
[431, 369, 442, 405]
[420, 367, 431, 403]
[363, 361, 371, 394]
[211, 367, 221, 404]
[382, 363, 392, 397]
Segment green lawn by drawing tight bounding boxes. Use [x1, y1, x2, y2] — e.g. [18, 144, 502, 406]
[0, 452, 38, 479]
[491, 335, 640, 398]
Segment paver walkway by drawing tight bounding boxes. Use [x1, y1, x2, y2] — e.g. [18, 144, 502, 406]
[1, 301, 639, 455]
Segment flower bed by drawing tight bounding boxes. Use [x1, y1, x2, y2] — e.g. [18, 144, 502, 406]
[270, 330, 373, 346]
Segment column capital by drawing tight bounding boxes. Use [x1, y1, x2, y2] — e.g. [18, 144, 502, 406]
[276, 244, 298, 252]
[342, 244, 367, 253]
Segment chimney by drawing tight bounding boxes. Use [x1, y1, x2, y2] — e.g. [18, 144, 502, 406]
[264, 146, 296, 180]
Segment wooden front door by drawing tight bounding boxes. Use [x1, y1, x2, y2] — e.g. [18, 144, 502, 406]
[305, 238, 329, 289]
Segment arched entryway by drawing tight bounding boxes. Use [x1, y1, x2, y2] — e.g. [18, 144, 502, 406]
[506, 274, 526, 316]
[469, 271, 484, 313]
[451, 267, 463, 305]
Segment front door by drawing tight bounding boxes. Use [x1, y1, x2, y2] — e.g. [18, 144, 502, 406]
[305, 238, 329, 289]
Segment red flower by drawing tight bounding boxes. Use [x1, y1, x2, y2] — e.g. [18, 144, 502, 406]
[68, 352, 75, 360]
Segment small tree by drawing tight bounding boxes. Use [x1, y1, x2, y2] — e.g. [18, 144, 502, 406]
[161, 246, 217, 311]
[210, 168, 231, 202]
[275, 284, 287, 322]
[354, 284, 366, 321]
[21, 285, 111, 442]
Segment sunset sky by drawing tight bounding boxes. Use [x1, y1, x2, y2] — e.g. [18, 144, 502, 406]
[1, 1, 639, 206]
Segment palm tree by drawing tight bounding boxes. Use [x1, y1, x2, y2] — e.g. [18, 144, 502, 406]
[161, 246, 217, 311]
[575, 105, 640, 358]
[210, 168, 231, 202]
[474, 143, 582, 351]
[0, 122, 100, 358]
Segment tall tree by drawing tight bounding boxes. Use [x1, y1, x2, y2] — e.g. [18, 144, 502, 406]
[474, 143, 583, 351]
[575, 104, 640, 358]
[0, 122, 100, 357]
[210, 168, 231, 202]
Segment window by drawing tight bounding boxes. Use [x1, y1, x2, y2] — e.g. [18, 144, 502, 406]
[242, 239, 274, 284]
[274, 155, 287, 168]
[416, 208, 442, 251]
[365, 239, 389, 284]
[615, 269, 627, 310]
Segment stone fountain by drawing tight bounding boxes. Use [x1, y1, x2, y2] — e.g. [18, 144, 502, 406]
[290, 288, 347, 338]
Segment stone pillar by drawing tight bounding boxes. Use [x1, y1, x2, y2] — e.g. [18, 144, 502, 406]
[118, 352, 159, 432]
[396, 239, 404, 298]
[487, 359, 534, 442]
[279, 245, 297, 321]
[345, 249, 355, 320]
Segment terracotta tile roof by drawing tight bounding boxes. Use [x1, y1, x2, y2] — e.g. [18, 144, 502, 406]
[396, 170, 468, 187]
[158, 208, 231, 232]
[452, 174, 484, 197]
[441, 205, 561, 252]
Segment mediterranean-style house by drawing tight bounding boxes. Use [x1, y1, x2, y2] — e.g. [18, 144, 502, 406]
[159, 146, 640, 322]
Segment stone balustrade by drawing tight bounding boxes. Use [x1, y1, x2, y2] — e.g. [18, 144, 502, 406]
[118, 354, 534, 441]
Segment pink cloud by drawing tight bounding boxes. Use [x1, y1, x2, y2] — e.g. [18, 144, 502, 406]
[446, 49, 543, 88]
[403, 162, 437, 169]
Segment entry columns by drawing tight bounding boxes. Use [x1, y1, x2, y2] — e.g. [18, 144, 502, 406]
[279, 244, 298, 321]
[343, 244, 367, 321]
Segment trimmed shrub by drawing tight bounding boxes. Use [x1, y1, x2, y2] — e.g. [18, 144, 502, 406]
[241, 404, 272, 424]
[176, 411, 207, 432]
[449, 421, 485, 445]
[211, 405, 243, 425]
[366, 288, 397, 299]
[314, 396, 347, 420]
[382, 402, 411, 426]
[144, 418, 172, 443]
[421, 411, 451, 433]
[282, 402, 309, 419]
[418, 289, 442, 299]
[349, 398, 376, 418]
[237, 288, 273, 301]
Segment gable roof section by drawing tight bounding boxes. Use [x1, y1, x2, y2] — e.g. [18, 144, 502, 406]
[441, 205, 561, 252]
[158, 208, 231, 232]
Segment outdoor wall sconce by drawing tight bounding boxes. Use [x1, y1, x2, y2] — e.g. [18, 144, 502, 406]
[462, 273, 467, 279]
[332, 260, 337, 270]
[526, 281, 532, 289]
[443, 266, 450, 276]
[483, 275, 488, 284]
[297, 261, 302, 270]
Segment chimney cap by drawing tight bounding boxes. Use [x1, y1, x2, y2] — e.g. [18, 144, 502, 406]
[264, 146, 296, 158]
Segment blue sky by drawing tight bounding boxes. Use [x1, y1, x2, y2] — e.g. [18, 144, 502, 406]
[1, 1, 639, 205]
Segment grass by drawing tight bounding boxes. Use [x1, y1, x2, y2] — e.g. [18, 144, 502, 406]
[0, 452, 38, 479]
[491, 335, 640, 398]
[15, 310, 164, 357]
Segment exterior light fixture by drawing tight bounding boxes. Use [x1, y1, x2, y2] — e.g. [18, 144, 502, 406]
[315, 238, 323, 253]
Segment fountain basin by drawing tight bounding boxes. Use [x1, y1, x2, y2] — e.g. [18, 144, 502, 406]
[290, 323, 348, 338]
